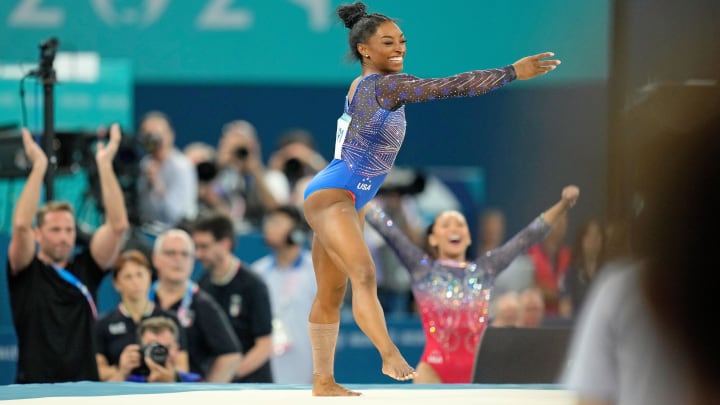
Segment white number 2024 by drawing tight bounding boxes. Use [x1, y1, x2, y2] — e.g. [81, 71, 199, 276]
[7, 0, 330, 31]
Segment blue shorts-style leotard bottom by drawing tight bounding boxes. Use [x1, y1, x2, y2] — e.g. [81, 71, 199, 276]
[303, 159, 388, 210]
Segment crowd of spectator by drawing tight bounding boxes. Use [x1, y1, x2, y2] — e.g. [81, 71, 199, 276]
[4, 111, 612, 385]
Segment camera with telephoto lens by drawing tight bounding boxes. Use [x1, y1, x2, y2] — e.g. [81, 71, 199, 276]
[196, 160, 219, 183]
[282, 157, 305, 184]
[132, 341, 169, 376]
[138, 132, 162, 154]
[234, 146, 249, 159]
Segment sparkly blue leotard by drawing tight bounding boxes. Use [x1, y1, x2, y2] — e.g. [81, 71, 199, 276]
[365, 205, 551, 383]
[304, 66, 517, 210]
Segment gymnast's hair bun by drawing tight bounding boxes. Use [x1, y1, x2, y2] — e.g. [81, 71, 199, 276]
[337, 1, 368, 29]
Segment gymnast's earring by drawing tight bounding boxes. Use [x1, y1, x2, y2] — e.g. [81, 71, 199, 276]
[365, 54, 370, 58]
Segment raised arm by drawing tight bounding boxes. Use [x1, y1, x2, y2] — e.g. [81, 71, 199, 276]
[543, 185, 579, 224]
[376, 52, 560, 110]
[486, 185, 579, 273]
[7, 129, 48, 275]
[364, 202, 427, 278]
[89, 123, 130, 270]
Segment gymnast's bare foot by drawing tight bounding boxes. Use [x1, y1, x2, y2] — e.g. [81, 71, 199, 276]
[381, 349, 417, 381]
[312, 374, 361, 396]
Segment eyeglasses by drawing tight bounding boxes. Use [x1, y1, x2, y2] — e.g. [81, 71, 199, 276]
[161, 249, 192, 258]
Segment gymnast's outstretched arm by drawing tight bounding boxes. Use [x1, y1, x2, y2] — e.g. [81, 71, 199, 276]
[365, 203, 430, 281]
[375, 67, 516, 110]
[375, 52, 560, 110]
[484, 185, 579, 274]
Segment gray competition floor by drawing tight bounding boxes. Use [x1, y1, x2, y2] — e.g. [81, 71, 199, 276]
[0, 383, 576, 404]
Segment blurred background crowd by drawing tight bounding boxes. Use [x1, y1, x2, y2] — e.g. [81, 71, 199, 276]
[0, 0, 718, 390]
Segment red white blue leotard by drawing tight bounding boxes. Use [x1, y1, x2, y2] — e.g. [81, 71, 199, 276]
[366, 205, 551, 383]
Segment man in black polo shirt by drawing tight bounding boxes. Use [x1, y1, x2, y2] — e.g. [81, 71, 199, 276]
[192, 212, 274, 382]
[151, 228, 242, 382]
[95, 249, 189, 381]
[6, 125, 129, 383]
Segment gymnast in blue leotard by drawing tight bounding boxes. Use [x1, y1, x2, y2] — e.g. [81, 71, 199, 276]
[302, 1, 561, 396]
[303, 67, 517, 209]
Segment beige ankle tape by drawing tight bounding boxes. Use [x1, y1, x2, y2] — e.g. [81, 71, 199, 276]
[309, 322, 340, 376]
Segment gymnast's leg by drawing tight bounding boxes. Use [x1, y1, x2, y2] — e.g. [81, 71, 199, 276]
[305, 189, 416, 391]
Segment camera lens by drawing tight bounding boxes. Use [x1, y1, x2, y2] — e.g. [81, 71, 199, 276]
[283, 158, 304, 182]
[196, 161, 218, 182]
[144, 342, 169, 365]
[234, 146, 249, 159]
[131, 342, 169, 376]
[139, 132, 162, 153]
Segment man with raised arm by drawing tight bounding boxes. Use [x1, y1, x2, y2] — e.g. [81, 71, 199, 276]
[6, 124, 129, 383]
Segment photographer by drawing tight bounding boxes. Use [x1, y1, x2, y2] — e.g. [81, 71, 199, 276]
[267, 129, 327, 210]
[95, 249, 189, 381]
[214, 120, 289, 233]
[125, 316, 200, 383]
[183, 142, 225, 219]
[136, 111, 198, 229]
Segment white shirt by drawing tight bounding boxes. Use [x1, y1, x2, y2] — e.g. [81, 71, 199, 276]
[563, 261, 691, 405]
[251, 250, 316, 384]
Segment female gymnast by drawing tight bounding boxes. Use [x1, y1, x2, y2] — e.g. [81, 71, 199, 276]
[365, 186, 579, 383]
[302, 1, 561, 395]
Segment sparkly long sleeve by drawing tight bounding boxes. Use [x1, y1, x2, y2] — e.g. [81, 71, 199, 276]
[481, 215, 551, 276]
[375, 66, 517, 111]
[365, 205, 428, 280]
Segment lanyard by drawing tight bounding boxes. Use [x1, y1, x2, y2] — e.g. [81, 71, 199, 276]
[51, 264, 98, 319]
[149, 280, 197, 327]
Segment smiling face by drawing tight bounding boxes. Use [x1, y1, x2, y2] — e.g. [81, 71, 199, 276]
[357, 21, 406, 75]
[428, 211, 472, 261]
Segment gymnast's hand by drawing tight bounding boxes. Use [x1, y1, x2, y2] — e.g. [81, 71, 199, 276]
[512, 52, 561, 80]
[561, 185, 580, 208]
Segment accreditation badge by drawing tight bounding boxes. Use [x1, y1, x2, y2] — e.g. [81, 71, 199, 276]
[272, 318, 292, 355]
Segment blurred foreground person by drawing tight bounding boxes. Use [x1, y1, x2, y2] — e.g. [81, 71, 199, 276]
[564, 84, 720, 405]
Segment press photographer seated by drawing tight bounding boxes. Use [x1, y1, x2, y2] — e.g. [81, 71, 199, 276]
[127, 316, 200, 383]
[95, 250, 189, 382]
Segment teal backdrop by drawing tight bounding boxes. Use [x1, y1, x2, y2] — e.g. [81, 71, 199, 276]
[0, 0, 608, 84]
[0, 0, 615, 385]
[0, 59, 133, 131]
[0, 0, 716, 389]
